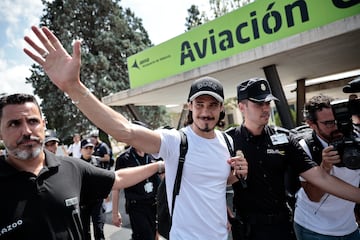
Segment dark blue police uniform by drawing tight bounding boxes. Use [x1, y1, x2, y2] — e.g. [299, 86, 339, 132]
[115, 147, 159, 240]
[0, 150, 114, 240]
[80, 154, 106, 240]
[93, 142, 111, 170]
[227, 125, 317, 240]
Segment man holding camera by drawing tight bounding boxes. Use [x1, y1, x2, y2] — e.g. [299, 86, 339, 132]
[293, 94, 360, 240]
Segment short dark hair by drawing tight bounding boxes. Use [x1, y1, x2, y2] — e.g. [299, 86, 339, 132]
[303, 95, 334, 122]
[0, 94, 41, 120]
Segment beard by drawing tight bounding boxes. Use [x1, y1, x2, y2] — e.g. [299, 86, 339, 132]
[329, 129, 344, 142]
[194, 116, 216, 132]
[7, 146, 42, 161]
[5, 135, 43, 161]
[197, 123, 213, 132]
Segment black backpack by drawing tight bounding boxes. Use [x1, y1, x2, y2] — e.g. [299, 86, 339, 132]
[156, 130, 234, 239]
[157, 130, 187, 239]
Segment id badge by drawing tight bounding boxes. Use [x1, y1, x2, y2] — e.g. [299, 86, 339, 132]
[144, 182, 153, 193]
[270, 133, 289, 145]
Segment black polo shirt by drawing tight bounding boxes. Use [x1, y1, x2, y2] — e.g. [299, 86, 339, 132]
[227, 125, 316, 215]
[115, 147, 159, 201]
[0, 150, 115, 240]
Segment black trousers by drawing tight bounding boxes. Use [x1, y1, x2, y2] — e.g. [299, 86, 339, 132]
[80, 199, 105, 240]
[231, 213, 296, 240]
[127, 199, 157, 240]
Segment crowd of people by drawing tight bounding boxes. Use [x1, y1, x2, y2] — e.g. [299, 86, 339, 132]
[0, 25, 359, 240]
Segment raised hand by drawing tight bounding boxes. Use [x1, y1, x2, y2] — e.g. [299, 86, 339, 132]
[23, 26, 82, 93]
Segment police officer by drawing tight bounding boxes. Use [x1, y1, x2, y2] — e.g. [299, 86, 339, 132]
[112, 121, 160, 240]
[226, 77, 360, 240]
[80, 138, 106, 240]
[90, 133, 112, 170]
[44, 135, 60, 154]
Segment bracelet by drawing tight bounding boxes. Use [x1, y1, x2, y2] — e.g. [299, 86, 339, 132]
[71, 89, 91, 105]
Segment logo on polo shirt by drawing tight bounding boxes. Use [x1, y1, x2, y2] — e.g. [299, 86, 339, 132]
[267, 149, 285, 155]
[0, 219, 23, 237]
[65, 197, 79, 207]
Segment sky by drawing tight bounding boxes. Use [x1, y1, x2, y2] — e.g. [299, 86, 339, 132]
[0, 0, 210, 96]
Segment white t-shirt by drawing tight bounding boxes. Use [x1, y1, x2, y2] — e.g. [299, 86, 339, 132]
[68, 141, 81, 158]
[295, 137, 360, 236]
[154, 126, 232, 240]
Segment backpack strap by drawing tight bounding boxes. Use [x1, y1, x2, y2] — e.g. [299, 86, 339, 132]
[222, 132, 247, 188]
[301, 131, 323, 165]
[169, 130, 188, 229]
[222, 132, 234, 157]
[173, 130, 188, 197]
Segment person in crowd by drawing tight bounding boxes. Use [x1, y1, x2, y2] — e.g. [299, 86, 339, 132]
[350, 94, 360, 138]
[23, 25, 248, 240]
[44, 135, 60, 154]
[349, 94, 360, 226]
[67, 133, 82, 158]
[353, 113, 360, 137]
[79, 138, 106, 240]
[226, 77, 360, 240]
[91, 133, 111, 170]
[293, 94, 360, 240]
[90, 133, 113, 212]
[44, 130, 68, 155]
[112, 121, 160, 240]
[0, 93, 164, 239]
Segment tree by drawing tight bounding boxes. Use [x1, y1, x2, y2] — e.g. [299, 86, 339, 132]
[26, 0, 169, 143]
[208, 0, 254, 19]
[186, 0, 254, 28]
[185, 5, 204, 31]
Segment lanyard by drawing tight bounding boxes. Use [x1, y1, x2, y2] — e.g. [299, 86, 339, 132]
[131, 151, 149, 166]
[131, 150, 150, 183]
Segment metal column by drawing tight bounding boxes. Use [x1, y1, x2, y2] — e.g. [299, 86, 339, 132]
[296, 79, 306, 126]
[263, 65, 295, 129]
[126, 104, 144, 122]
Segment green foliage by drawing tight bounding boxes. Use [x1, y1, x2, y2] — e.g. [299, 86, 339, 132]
[209, 0, 253, 18]
[26, 0, 168, 142]
[185, 5, 204, 31]
[186, 0, 255, 27]
[274, 108, 296, 127]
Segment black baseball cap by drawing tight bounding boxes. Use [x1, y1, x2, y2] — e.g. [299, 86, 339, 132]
[44, 136, 59, 144]
[81, 139, 94, 148]
[188, 76, 224, 103]
[237, 78, 278, 102]
[343, 76, 360, 93]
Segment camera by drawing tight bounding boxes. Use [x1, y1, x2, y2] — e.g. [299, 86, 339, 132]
[330, 98, 360, 169]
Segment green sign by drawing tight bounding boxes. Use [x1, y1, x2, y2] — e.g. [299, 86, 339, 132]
[128, 0, 360, 88]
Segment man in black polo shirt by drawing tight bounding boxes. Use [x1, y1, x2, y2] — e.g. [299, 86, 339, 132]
[0, 94, 164, 240]
[227, 78, 360, 240]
